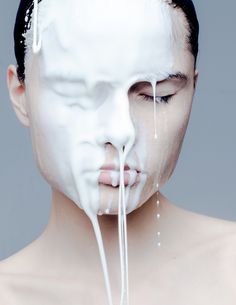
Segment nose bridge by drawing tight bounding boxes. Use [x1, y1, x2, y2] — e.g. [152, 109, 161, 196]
[102, 90, 135, 152]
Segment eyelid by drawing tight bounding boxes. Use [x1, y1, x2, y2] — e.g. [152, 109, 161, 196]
[129, 77, 187, 96]
[135, 81, 185, 99]
[45, 79, 87, 98]
[140, 93, 174, 103]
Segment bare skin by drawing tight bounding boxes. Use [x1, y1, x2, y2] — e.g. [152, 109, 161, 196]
[1, 190, 236, 305]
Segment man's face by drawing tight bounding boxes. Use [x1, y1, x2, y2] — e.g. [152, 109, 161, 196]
[24, 0, 196, 215]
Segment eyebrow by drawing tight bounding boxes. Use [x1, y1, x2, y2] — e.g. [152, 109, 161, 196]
[167, 72, 188, 82]
[130, 72, 188, 92]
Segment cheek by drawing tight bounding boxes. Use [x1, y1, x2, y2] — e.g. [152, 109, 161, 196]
[154, 98, 192, 182]
[133, 94, 192, 198]
[27, 92, 105, 202]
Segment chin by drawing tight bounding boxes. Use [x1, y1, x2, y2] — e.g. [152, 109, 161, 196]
[96, 181, 151, 216]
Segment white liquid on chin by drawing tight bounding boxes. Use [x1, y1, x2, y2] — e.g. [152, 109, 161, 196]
[27, 1, 174, 304]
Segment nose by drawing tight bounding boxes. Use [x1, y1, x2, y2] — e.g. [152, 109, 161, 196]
[97, 90, 135, 154]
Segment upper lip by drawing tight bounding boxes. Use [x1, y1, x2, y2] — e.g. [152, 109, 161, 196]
[100, 164, 141, 173]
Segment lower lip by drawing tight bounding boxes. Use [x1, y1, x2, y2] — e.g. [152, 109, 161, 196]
[98, 170, 141, 187]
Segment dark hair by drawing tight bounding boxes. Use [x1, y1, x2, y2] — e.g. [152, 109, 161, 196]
[14, 0, 199, 82]
[14, 0, 41, 82]
[170, 0, 199, 65]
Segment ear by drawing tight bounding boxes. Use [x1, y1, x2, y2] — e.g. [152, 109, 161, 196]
[7, 65, 30, 127]
[193, 69, 199, 90]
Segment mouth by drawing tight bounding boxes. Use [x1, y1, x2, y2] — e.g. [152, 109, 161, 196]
[98, 164, 141, 187]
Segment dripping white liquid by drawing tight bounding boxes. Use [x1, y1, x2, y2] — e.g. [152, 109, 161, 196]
[118, 150, 129, 305]
[151, 80, 158, 139]
[33, 0, 41, 53]
[90, 215, 114, 305]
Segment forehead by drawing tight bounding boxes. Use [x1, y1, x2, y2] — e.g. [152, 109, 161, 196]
[34, 0, 185, 85]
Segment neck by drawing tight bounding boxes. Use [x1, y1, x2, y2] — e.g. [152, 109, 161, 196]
[37, 189, 182, 279]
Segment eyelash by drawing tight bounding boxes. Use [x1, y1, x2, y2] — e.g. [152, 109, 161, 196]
[140, 94, 173, 104]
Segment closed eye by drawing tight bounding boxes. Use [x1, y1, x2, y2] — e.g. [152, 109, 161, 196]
[139, 94, 173, 103]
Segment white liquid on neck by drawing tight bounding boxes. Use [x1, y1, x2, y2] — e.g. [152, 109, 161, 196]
[118, 150, 129, 305]
[90, 215, 114, 305]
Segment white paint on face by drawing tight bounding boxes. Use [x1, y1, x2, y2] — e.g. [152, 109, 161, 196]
[25, 0, 174, 215]
[22, 1, 196, 304]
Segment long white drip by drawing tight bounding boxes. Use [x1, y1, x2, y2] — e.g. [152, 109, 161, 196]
[151, 80, 158, 139]
[90, 215, 114, 305]
[118, 149, 129, 305]
[33, 0, 42, 53]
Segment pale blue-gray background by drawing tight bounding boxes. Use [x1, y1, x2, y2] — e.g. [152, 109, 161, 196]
[0, 1, 235, 260]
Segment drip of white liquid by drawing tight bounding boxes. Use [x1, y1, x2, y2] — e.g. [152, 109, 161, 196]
[151, 80, 158, 139]
[118, 150, 129, 305]
[89, 215, 114, 305]
[33, 0, 42, 53]
[156, 186, 161, 248]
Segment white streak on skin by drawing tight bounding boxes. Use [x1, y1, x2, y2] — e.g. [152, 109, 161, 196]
[151, 80, 158, 139]
[106, 196, 113, 215]
[125, 186, 131, 213]
[156, 102, 168, 189]
[129, 170, 137, 186]
[111, 171, 119, 187]
[32, 0, 42, 53]
[127, 174, 147, 214]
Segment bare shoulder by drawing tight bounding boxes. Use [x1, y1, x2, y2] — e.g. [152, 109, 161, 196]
[0, 270, 17, 305]
[0, 247, 30, 275]
[192, 209, 236, 249]
[196, 215, 236, 302]
[183, 208, 236, 280]
[0, 247, 39, 305]
[162, 204, 236, 304]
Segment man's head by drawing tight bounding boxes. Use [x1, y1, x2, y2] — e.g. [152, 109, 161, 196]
[8, 0, 199, 215]
[14, 0, 199, 83]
